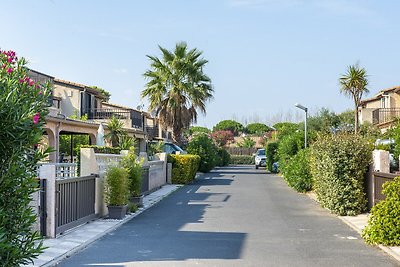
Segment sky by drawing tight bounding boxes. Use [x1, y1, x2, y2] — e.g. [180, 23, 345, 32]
[2, 0, 400, 128]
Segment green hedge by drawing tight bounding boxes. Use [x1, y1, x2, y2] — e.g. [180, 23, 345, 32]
[266, 142, 279, 172]
[310, 134, 372, 216]
[283, 149, 312, 192]
[229, 155, 254, 165]
[362, 177, 400, 246]
[168, 154, 200, 184]
[278, 132, 303, 174]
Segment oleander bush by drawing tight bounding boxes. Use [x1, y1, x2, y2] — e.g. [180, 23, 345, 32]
[282, 149, 312, 192]
[362, 177, 400, 246]
[310, 134, 372, 215]
[168, 154, 200, 184]
[266, 141, 279, 172]
[0, 50, 52, 265]
[187, 133, 217, 172]
[229, 155, 254, 165]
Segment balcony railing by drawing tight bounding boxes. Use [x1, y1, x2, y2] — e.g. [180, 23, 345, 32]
[86, 108, 143, 130]
[145, 125, 159, 139]
[372, 108, 400, 125]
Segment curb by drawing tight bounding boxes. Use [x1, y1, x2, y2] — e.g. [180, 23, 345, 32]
[42, 185, 182, 267]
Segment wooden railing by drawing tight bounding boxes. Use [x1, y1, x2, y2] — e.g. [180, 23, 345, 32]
[372, 171, 397, 205]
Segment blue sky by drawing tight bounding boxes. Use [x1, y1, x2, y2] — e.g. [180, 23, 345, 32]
[2, 0, 400, 128]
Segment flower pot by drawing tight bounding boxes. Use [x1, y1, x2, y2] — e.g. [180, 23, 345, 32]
[129, 195, 143, 207]
[108, 205, 128, 219]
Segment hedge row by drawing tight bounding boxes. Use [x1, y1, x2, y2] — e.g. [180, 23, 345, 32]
[168, 154, 200, 184]
[310, 134, 372, 216]
[282, 149, 312, 192]
[229, 155, 254, 165]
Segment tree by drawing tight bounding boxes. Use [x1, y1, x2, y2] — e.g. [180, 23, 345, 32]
[273, 122, 299, 140]
[105, 116, 125, 147]
[245, 122, 271, 135]
[237, 136, 256, 148]
[186, 126, 211, 137]
[142, 42, 213, 146]
[339, 63, 369, 133]
[211, 130, 234, 147]
[213, 120, 244, 136]
[90, 86, 111, 102]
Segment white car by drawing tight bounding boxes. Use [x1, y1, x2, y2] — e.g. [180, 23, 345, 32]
[255, 149, 266, 169]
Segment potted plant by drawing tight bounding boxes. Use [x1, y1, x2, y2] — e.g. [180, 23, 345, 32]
[121, 147, 144, 207]
[104, 164, 129, 219]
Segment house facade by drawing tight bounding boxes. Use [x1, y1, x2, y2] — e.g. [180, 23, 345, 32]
[28, 69, 173, 163]
[359, 85, 400, 131]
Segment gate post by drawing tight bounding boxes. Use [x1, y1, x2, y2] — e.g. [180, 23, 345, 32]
[39, 164, 56, 238]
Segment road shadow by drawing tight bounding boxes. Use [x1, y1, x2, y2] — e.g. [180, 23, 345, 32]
[57, 171, 246, 266]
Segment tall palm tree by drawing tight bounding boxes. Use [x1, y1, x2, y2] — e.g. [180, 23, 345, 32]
[339, 63, 369, 133]
[142, 42, 213, 145]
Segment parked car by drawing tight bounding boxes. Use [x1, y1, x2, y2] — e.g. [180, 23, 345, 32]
[254, 148, 266, 169]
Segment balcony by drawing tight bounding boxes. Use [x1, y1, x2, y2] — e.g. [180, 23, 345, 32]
[145, 125, 159, 140]
[372, 108, 400, 125]
[86, 108, 143, 130]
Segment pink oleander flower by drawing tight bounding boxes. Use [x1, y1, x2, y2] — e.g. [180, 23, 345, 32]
[33, 113, 40, 124]
[29, 80, 34, 86]
[7, 68, 13, 73]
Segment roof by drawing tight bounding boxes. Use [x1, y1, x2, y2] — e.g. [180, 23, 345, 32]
[54, 78, 106, 98]
[102, 101, 142, 112]
[360, 85, 400, 105]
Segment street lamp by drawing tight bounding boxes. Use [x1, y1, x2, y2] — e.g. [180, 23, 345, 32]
[295, 103, 308, 148]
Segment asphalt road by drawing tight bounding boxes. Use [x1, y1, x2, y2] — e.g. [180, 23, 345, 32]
[57, 166, 399, 267]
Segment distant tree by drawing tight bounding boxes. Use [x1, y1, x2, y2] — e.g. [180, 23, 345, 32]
[245, 122, 271, 135]
[305, 108, 340, 133]
[339, 63, 369, 133]
[90, 86, 111, 102]
[211, 130, 234, 147]
[213, 120, 244, 136]
[273, 122, 299, 139]
[187, 126, 211, 136]
[142, 42, 213, 146]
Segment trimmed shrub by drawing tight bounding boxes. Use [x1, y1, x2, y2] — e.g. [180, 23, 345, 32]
[362, 177, 400, 246]
[266, 142, 279, 172]
[104, 165, 129, 206]
[283, 149, 312, 192]
[278, 132, 304, 175]
[0, 50, 51, 265]
[168, 154, 200, 184]
[310, 134, 372, 216]
[216, 147, 231, 167]
[230, 155, 254, 165]
[187, 133, 217, 172]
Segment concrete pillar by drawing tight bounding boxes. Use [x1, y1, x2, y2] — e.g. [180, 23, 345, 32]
[373, 150, 390, 173]
[157, 153, 168, 184]
[167, 163, 172, 184]
[39, 164, 56, 238]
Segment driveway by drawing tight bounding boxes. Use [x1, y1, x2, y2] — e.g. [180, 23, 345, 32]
[57, 166, 399, 266]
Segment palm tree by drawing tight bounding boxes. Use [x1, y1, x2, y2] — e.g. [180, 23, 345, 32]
[105, 116, 125, 147]
[142, 42, 213, 145]
[339, 63, 369, 133]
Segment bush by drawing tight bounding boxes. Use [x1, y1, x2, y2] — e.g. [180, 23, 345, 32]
[362, 177, 400, 246]
[187, 133, 217, 172]
[104, 165, 129, 206]
[277, 132, 304, 174]
[310, 134, 372, 216]
[282, 149, 312, 192]
[266, 142, 279, 172]
[229, 155, 254, 165]
[211, 130, 234, 147]
[237, 136, 256, 148]
[216, 147, 231, 167]
[0, 50, 52, 265]
[120, 147, 143, 197]
[168, 154, 200, 184]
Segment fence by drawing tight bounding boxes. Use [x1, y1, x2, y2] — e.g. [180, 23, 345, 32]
[372, 171, 397, 205]
[227, 147, 258, 155]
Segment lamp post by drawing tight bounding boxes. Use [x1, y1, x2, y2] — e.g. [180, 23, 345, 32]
[295, 103, 308, 148]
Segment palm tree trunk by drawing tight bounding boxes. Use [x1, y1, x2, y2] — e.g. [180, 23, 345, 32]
[354, 100, 359, 134]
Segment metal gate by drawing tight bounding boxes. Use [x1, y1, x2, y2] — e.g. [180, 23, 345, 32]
[55, 175, 98, 235]
[39, 179, 47, 236]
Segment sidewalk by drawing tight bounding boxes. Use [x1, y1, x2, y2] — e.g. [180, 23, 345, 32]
[339, 214, 400, 263]
[25, 184, 182, 267]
